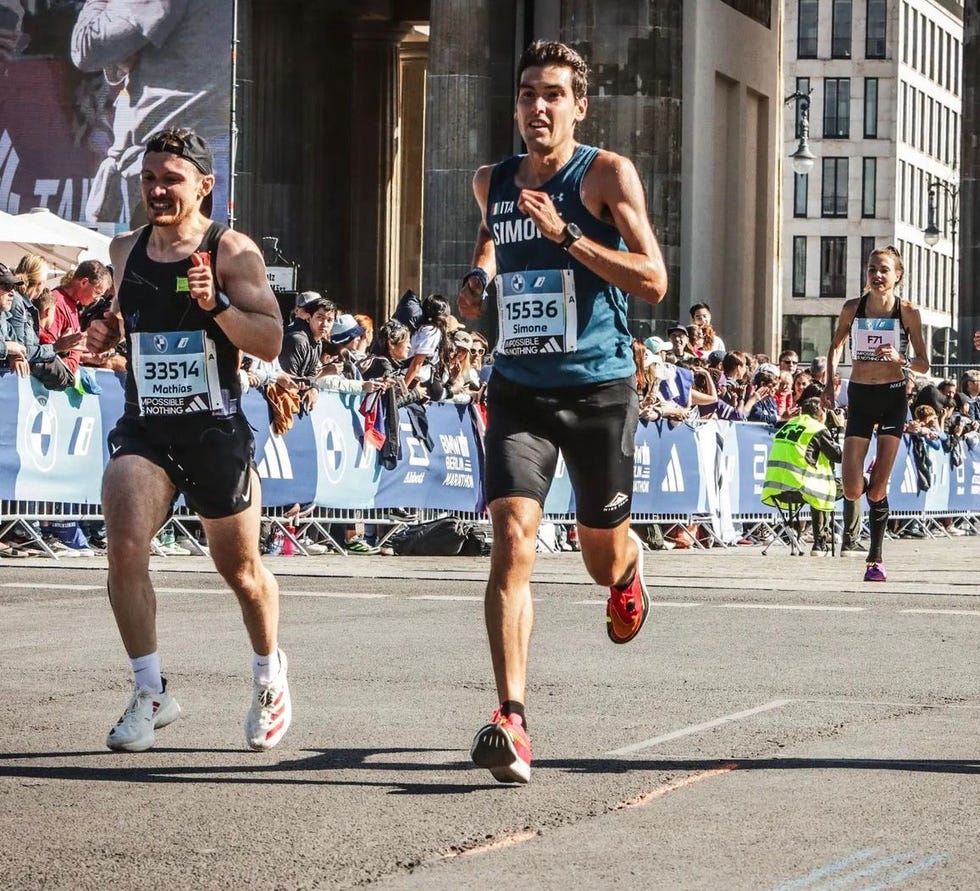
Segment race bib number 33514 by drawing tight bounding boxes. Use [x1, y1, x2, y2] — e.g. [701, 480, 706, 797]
[131, 330, 223, 416]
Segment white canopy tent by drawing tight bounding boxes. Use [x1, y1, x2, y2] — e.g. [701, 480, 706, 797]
[14, 208, 112, 265]
[0, 211, 87, 277]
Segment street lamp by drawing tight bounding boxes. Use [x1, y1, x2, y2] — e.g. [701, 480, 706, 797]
[923, 178, 959, 368]
[786, 89, 816, 175]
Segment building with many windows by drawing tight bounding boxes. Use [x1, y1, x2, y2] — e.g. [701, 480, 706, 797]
[783, 0, 963, 368]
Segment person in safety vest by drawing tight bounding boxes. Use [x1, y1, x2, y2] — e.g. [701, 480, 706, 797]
[762, 397, 842, 555]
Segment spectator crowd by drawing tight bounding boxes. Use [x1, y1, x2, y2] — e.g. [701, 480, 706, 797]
[1, 256, 978, 557]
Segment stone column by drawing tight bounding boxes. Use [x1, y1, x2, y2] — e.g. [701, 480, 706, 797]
[959, 3, 978, 360]
[349, 25, 401, 321]
[559, 0, 684, 332]
[421, 0, 492, 300]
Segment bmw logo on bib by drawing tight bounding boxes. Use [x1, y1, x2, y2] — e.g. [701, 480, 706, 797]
[510, 273, 525, 293]
[153, 334, 168, 352]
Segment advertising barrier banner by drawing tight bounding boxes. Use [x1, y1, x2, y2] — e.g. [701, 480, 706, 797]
[1, 371, 978, 519]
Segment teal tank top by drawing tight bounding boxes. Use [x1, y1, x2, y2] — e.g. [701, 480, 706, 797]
[487, 144, 634, 387]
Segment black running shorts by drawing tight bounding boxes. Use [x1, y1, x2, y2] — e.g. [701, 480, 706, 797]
[483, 373, 638, 529]
[107, 414, 256, 519]
[845, 379, 908, 440]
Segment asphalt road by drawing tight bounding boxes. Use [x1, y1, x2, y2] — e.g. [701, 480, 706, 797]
[1, 538, 978, 890]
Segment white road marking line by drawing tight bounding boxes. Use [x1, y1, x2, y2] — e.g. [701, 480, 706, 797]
[802, 697, 980, 710]
[574, 600, 702, 607]
[606, 698, 795, 756]
[408, 595, 483, 602]
[774, 849, 881, 890]
[154, 587, 388, 599]
[0, 583, 100, 590]
[900, 608, 980, 616]
[721, 604, 866, 612]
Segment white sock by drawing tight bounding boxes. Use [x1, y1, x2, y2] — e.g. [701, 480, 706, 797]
[251, 648, 280, 684]
[130, 653, 163, 693]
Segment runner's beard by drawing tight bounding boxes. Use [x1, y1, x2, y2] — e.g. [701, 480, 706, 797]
[146, 201, 198, 227]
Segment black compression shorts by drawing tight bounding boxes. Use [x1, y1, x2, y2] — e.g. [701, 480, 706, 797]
[107, 414, 256, 519]
[483, 373, 638, 529]
[845, 379, 908, 440]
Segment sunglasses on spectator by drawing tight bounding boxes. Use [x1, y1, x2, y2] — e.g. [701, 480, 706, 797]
[470, 347, 486, 356]
[781, 358, 798, 365]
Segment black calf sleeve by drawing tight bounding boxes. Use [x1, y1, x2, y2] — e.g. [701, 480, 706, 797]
[867, 496, 889, 563]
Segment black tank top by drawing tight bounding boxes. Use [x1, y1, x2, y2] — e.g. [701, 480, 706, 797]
[117, 222, 241, 419]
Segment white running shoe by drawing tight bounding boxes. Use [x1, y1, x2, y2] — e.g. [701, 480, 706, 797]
[245, 650, 292, 751]
[106, 680, 181, 752]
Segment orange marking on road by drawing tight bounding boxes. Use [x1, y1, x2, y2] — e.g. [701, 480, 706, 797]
[438, 830, 540, 861]
[613, 764, 738, 810]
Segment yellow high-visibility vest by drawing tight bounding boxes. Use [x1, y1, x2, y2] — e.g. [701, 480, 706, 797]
[761, 415, 837, 512]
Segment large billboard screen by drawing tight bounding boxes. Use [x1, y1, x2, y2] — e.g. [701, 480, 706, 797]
[0, 0, 233, 231]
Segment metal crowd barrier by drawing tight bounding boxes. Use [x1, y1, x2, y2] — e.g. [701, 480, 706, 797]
[2, 500, 976, 560]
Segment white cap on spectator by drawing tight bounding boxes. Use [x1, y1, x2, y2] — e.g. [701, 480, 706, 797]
[331, 313, 366, 344]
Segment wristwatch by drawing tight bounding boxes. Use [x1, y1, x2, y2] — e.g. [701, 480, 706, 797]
[208, 291, 231, 316]
[559, 222, 583, 251]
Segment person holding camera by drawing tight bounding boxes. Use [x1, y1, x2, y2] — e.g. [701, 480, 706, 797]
[823, 246, 929, 582]
[747, 364, 782, 426]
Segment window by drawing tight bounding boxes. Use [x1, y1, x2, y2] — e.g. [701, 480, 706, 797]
[866, 0, 886, 58]
[918, 91, 925, 151]
[941, 108, 949, 164]
[862, 158, 876, 217]
[793, 237, 807, 297]
[929, 21, 935, 82]
[898, 160, 906, 223]
[823, 78, 850, 137]
[953, 40, 959, 96]
[820, 237, 848, 297]
[946, 33, 952, 90]
[798, 0, 818, 57]
[832, 0, 852, 58]
[864, 78, 878, 137]
[902, 2, 908, 64]
[900, 82, 908, 142]
[822, 158, 849, 217]
[937, 27, 944, 88]
[860, 236, 876, 290]
[927, 96, 934, 157]
[794, 173, 809, 217]
[911, 9, 918, 70]
[909, 85, 917, 147]
[795, 77, 810, 138]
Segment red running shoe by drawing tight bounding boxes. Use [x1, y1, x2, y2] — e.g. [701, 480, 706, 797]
[606, 528, 650, 644]
[470, 709, 532, 784]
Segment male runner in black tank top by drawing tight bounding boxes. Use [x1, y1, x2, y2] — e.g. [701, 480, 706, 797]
[86, 128, 292, 753]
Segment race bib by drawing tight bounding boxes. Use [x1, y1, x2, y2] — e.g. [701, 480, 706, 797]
[131, 330, 223, 416]
[851, 317, 901, 362]
[494, 268, 577, 356]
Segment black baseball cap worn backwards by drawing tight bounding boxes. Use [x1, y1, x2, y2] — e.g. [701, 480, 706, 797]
[144, 128, 214, 176]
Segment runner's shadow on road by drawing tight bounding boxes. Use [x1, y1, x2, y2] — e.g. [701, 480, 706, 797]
[546, 756, 980, 775]
[0, 747, 490, 794]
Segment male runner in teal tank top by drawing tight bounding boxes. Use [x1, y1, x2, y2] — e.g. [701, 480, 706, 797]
[458, 41, 668, 784]
[86, 128, 292, 754]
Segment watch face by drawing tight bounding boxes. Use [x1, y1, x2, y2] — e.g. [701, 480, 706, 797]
[567, 223, 582, 238]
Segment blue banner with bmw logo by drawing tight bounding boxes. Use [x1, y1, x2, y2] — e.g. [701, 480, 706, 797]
[12, 375, 106, 503]
[0, 371, 978, 519]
